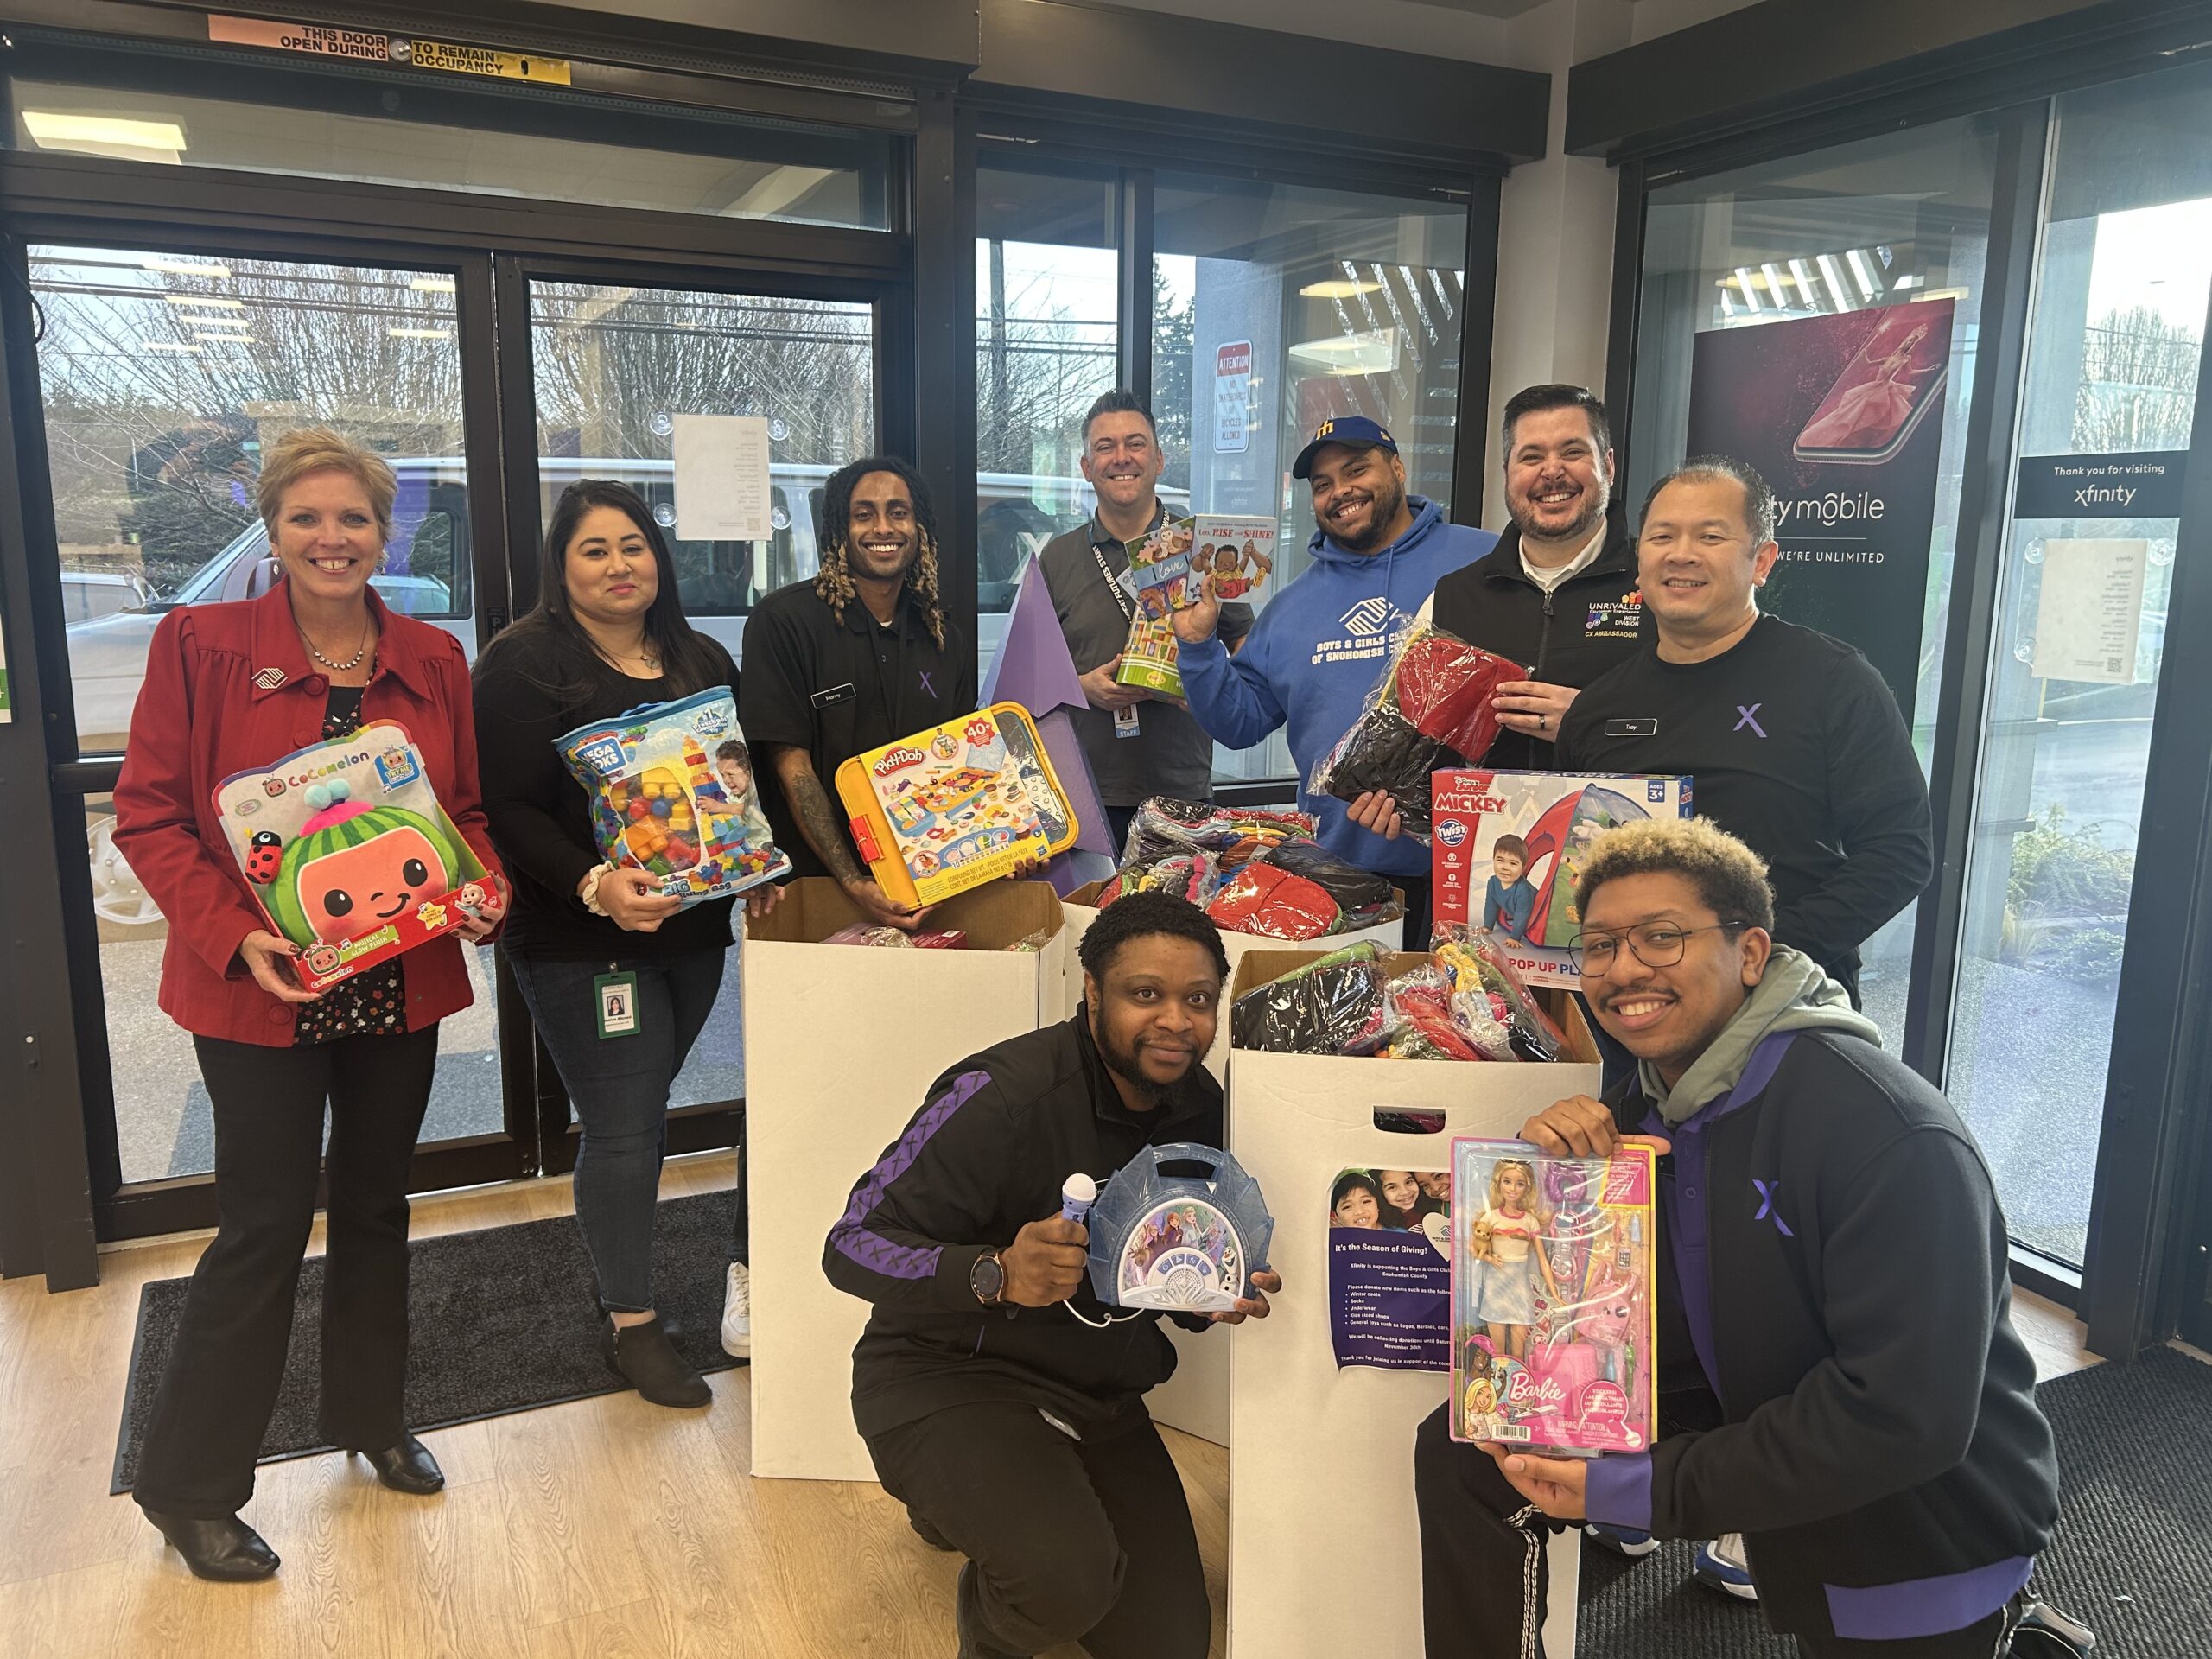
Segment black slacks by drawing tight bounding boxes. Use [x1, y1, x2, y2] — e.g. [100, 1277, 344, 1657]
[866, 1402, 1211, 1659]
[132, 1026, 439, 1517]
[1413, 1404, 2021, 1659]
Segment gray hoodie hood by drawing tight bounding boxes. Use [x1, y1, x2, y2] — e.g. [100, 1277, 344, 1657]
[1637, 944, 1880, 1126]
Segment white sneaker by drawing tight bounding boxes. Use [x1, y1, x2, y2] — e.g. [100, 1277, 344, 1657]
[721, 1262, 752, 1359]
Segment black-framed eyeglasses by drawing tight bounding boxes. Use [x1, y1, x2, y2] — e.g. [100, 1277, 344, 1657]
[1568, 921, 1751, 976]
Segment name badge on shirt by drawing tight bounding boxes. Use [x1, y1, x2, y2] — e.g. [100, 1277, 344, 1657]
[1114, 705, 1141, 739]
[810, 682, 857, 709]
[1603, 718, 1659, 739]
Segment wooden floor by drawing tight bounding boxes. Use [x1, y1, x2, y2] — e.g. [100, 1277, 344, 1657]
[0, 1152, 2092, 1659]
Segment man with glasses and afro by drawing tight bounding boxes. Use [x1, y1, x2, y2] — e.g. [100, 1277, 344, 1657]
[1412, 817, 2089, 1659]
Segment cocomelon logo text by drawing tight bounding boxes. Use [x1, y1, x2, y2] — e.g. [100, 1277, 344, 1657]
[873, 745, 926, 777]
[1435, 820, 1467, 848]
[1504, 1371, 1567, 1409]
[283, 747, 373, 791]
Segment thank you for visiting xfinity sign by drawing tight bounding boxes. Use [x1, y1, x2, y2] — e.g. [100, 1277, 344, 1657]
[2013, 451, 2187, 519]
[1215, 342, 1251, 454]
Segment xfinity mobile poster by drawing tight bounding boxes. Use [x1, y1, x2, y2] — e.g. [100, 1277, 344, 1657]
[1683, 297, 1955, 724]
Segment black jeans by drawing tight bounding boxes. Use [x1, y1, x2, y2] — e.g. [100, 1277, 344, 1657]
[505, 948, 730, 1309]
[867, 1402, 1210, 1659]
[1414, 1404, 2022, 1659]
[133, 1026, 440, 1518]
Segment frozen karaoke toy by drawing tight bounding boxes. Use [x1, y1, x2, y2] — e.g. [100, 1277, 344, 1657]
[1084, 1144, 1274, 1313]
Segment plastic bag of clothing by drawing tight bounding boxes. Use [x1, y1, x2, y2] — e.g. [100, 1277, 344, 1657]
[1433, 924, 1567, 1062]
[1230, 940, 1391, 1055]
[1309, 620, 1524, 841]
[1096, 850, 1223, 908]
[1205, 841, 1403, 941]
[1122, 797, 1317, 870]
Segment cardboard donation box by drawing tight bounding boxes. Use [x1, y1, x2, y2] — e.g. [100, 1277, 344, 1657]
[1055, 884, 1404, 1447]
[745, 878, 1067, 1481]
[1224, 950, 1600, 1659]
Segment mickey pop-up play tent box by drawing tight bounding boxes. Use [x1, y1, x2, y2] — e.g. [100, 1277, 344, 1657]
[213, 721, 492, 991]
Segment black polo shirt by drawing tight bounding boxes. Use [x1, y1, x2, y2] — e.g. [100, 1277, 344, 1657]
[741, 577, 977, 879]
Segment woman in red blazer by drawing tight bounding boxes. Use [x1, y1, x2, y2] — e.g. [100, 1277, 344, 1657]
[112, 428, 505, 1583]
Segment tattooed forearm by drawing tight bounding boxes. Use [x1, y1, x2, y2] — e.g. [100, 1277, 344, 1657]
[772, 746, 864, 884]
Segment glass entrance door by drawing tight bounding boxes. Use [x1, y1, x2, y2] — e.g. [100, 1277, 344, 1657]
[24, 238, 887, 1235]
[1943, 65, 2212, 1266]
[24, 239, 523, 1231]
[511, 264, 880, 1170]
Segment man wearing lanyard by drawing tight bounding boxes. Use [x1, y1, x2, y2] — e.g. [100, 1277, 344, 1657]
[1035, 391, 1252, 852]
[742, 455, 976, 929]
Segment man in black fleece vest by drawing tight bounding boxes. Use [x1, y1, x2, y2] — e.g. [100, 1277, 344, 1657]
[823, 894, 1281, 1659]
[1414, 817, 2076, 1658]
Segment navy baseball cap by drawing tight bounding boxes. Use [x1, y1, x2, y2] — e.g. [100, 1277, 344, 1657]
[1291, 415, 1399, 480]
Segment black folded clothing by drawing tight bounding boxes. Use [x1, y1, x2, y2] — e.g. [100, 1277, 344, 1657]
[1261, 841, 1399, 928]
[1313, 707, 1455, 837]
[1230, 946, 1390, 1055]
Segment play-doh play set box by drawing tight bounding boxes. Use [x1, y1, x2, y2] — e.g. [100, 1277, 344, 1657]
[213, 720, 493, 992]
[835, 702, 1077, 907]
[1431, 771, 1693, 987]
[557, 688, 791, 906]
[1450, 1136, 1656, 1457]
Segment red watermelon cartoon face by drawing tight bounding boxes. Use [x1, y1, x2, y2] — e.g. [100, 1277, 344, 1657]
[295, 827, 451, 940]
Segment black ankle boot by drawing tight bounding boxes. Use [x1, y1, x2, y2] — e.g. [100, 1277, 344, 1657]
[142, 1509, 280, 1581]
[346, 1432, 444, 1495]
[603, 1314, 711, 1408]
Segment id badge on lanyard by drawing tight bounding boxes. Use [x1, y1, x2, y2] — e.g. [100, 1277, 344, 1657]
[1092, 539, 1141, 737]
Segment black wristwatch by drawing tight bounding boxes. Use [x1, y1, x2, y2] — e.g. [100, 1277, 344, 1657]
[969, 1248, 1007, 1306]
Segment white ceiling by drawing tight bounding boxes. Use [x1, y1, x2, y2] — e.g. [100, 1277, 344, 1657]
[1058, 0, 1757, 67]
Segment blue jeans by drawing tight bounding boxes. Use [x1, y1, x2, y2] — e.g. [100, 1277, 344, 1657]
[506, 947, 731, 1313]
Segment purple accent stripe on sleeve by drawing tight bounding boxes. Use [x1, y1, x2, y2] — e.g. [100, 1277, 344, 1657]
[1825, 1556, 2033, 1641]
[829, 1070, 994, 1281]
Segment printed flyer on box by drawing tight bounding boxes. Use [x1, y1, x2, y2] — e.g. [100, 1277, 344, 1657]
[1327, 1165, 1453, 1372]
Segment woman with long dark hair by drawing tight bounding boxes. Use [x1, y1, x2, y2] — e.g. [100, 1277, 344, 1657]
[473, 480, 776, 1407]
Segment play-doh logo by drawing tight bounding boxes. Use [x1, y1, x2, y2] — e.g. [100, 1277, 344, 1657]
[1436, 820, 1467, 848]
[873, 745, 926, 777]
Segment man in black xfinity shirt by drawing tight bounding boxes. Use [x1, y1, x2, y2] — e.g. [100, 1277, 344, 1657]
[741, 456, 976, 930]
[823, 894, 1281, 1659]
[1554, 456, 1932, 1004]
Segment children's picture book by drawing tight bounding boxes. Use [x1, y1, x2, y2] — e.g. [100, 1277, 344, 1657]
[1431, 771, 1694, 986]
[557, 688, 790, 907]
[835, 702, 1077, 908]
[1114, 515, 1279, 696]
[1450, 1136, 1656, 1457]
[213, 720, 493, 992]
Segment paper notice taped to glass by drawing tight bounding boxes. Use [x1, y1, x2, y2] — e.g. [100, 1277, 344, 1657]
[2031, 537, 2148, 685]
[671, 414, 772, 543]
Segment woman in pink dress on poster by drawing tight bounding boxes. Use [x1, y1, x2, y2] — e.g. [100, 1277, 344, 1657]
[1797, 320, 1936, 449]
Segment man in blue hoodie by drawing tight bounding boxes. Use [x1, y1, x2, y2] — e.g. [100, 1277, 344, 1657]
[1172, 416, 1495, 931]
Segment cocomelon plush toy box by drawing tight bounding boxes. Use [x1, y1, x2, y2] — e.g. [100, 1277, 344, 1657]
[835, 702, 1078, 909]
[1450, 1136, 1656, 1457]
[1431, 771, 1693, 987]
[213, 720, 493, 992]
[557, 687, 791, 906]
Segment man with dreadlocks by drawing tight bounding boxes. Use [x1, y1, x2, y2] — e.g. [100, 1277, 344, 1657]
[742, 456, 976, 930]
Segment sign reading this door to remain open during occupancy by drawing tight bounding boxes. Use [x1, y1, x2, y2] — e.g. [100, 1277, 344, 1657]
[207, 16, 571, 84]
